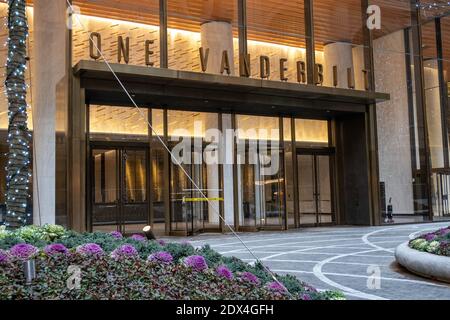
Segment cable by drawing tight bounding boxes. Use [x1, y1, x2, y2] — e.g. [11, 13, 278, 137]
[65, 1, 293, 297]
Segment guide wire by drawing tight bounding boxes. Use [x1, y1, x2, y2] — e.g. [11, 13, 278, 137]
[66, 1, 294, 298]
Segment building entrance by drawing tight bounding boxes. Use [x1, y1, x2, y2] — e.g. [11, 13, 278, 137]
[90, 146, 149, 234]
[297, 149, 334, 226]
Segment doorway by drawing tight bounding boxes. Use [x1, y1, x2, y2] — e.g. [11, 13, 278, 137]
[90, 146, 149, 234]
[169, 143, 223, 236]
[297, 150, 334, 226]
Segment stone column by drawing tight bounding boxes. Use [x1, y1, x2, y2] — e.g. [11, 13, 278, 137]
[32, 0, 68, 225]
[200, 21, 235, 75]
[323, 42, 354, 89]
[373, 29, 414, 214]
[352, 46, 365, 90]
[424, 59, 444, 169]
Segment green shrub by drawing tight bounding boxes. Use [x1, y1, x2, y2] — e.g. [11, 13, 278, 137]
[165, 242, 196, 261]
[0, 225, 344, 300]
[409, 227, 450, 257]
[197, 245, 223, 266]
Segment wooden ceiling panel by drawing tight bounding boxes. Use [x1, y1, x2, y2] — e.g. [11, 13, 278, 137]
[15, 0, 450, 63]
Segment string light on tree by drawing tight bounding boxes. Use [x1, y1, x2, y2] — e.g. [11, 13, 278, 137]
[3, 0, 31, 229]
[417, 1, 450, 18]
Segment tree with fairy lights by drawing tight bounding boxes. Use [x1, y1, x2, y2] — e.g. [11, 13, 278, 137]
[4, 0, 31, 229]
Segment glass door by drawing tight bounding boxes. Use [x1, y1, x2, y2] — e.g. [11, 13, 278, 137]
[121, 149, 149, 234]
[92, 148, 120, 231]
[297, 152, 334, 226]
[91, 146, 149, 234]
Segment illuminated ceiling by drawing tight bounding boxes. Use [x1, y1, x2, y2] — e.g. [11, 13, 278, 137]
[19, 0, 423, 50]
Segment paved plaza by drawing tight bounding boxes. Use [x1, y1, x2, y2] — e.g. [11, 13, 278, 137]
[172, 222, 450, 300]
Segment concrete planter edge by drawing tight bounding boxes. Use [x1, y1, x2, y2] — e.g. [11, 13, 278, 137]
[395, 242, 450, 284]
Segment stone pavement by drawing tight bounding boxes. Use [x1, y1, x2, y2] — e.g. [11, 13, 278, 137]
[169, 222, 450, 300]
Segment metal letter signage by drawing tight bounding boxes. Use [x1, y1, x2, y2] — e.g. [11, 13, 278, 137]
[145, 40, 155, 67]
[118, 36, 130, 64]
[260, 55, 270, 79]
[199, 47, 210, 72]
[89, 32, 102, 60]
[85, 32, 370, 90]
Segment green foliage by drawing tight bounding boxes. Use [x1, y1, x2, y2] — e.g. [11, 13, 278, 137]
[164, 242, 196, 261]
[409, 227, 450, 256]
[0, 255, 287, 300]
[0, 225, 344, 300]
[197, 244, 223, 266]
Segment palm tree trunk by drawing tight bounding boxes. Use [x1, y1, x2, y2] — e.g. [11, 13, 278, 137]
[4, 0, 31, 229]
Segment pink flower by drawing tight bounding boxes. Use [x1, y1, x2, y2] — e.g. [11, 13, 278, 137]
[148, 251, 173, 264]
[111, 244, 138, 260]
[44, 244, 69, 256]
[9, 244, 38, 260]
[216, 265, 233, 280]
[266, 281, 287, 293]
[130, 234, 146, 241]
[240, 272, 260, 285]
[0, 249, 9, 264]
[76, 243, 104, 257]
[301, 294, 312, 300]
[184, 255, 208, 272]
[110, 231, 123, 239]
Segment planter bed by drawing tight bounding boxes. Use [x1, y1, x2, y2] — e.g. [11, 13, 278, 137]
[0, 225, 344, 300]
[395, 226, 450, 283]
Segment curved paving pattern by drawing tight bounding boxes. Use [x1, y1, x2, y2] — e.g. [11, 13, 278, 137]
[175, 223, 450, 300]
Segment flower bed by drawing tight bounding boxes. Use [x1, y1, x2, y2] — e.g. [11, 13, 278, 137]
[409, 226, 450, 256]
[0, 225, 344, 300]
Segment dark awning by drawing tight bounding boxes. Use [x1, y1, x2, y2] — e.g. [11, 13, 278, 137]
[74, 60, 389, 118]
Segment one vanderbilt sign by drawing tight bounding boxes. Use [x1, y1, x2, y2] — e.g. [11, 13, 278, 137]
[89, 32, 370, 90]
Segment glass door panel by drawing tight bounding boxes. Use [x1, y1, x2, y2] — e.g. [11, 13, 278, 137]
[170, 161, 191, 233]
[316, 155, 332, 224]
[298, 154, 317, 225]
[122, 149, 149, 234]
[91, 147, 149, 234]
[297, 153, 334, 226]
[92, 149, 120, 232]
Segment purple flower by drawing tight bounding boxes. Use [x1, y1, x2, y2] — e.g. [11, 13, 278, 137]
[424, 233, 436, 241]
[157, 239, 166, 246]
[76, 243, 104, 257]
[439, 228, 450, 236]
[184, 255, 208, 272]
[130, 234, 146, 241]
[266, 281, 287, 293]
[44, 244, 69, 256]
[148, 251, 173, 264]
[240, 272, 260, 285]
[110, 231, 123, 239]
[303, 284, 318, 293]
[301, 294, 312, 300]
[216, 265, 233, 280]
[9, 243, 38, 260]
[111, 244, 138, 260]
[0, 249, 9, 264]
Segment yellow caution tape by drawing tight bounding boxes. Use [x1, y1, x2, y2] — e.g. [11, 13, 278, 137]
[183, 197, 224, 202]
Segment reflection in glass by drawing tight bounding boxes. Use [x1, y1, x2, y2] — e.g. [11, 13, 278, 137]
[124, 150, 147, 202]
[92, 148, 149, 234]
[89, 105, 148, 142]
[236, 115, 284, 229]
[295, 119, 328, 145]
[151, 109, 166, 235]
[168, 110, 221, 234]
[283, 118, 295, 227]
[92, 149, 119, 230]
